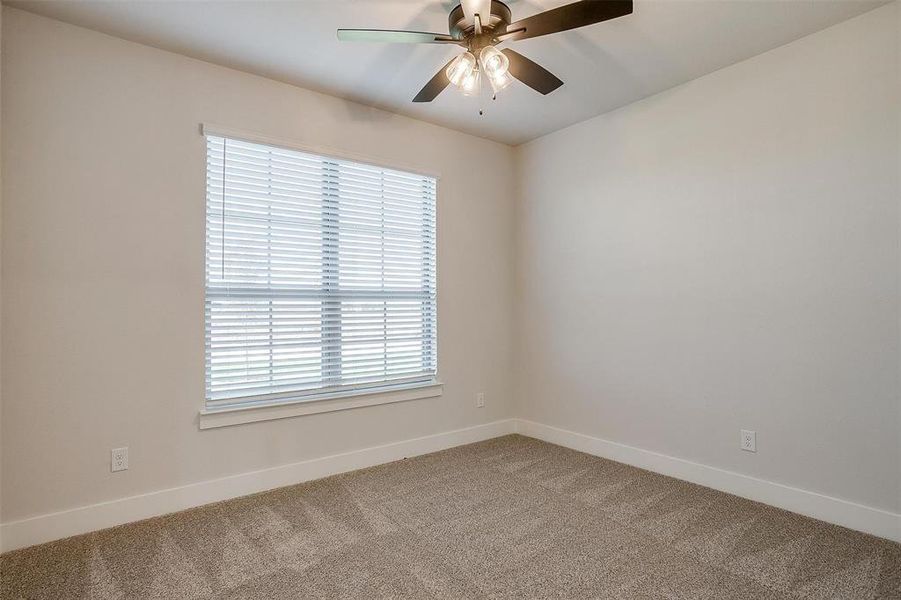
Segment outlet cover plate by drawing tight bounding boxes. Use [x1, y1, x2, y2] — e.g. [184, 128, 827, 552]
[111, 447, 129, 472]
[740, 430, 756, 453]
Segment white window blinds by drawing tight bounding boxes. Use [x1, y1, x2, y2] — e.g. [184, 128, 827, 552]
[205, 134, 437, 411]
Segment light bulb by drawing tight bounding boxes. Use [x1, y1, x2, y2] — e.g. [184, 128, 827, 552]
[487, 69, 514, 93]
[446, 52, 476, 87]
[479, 46, 509, 79]
[460, 68, 481, 96]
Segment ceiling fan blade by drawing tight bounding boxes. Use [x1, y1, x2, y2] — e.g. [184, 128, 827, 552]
[502, 0, 632, 42]
[501, 49, 563, 95]
[337, 29, 458, 44]
[461, 0, 493, 29]
[412, 58, 457, 103]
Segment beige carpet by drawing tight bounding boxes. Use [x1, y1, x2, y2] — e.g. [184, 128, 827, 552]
[2, 434, 899, 599]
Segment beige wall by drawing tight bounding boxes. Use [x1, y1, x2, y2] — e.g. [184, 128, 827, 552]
[897, 0, 901, 517]
[0, 3, 4, 539]
[0, 8, 516, 523]
[514, 4, 901, 513]
[2, 1, 901, 534]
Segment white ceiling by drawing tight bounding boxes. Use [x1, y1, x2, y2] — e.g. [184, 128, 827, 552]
[7, 0, 887, 145]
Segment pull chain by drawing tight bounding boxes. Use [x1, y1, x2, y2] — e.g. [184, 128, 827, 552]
[479, 67, 484, 116]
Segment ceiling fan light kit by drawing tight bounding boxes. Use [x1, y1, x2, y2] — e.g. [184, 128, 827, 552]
[337, 0, 633, 106]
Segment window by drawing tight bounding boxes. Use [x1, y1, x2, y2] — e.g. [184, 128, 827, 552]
[205, 134, 437, 413]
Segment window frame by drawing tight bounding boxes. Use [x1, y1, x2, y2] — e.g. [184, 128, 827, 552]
[199, 124, 442, 429]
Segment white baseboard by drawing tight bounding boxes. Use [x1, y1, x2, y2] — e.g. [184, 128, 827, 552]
[0, 419, 516, 553]
[4, 417, 897, 553]
[514, 418, 901, 543]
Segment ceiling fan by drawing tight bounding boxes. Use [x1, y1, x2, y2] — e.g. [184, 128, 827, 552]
[337, 0, 633, 104]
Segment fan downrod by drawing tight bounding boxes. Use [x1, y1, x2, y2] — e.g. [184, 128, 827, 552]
[448, 0, 512, 50]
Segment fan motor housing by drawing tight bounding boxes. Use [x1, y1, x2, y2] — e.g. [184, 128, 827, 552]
[448, 1, 512, 41]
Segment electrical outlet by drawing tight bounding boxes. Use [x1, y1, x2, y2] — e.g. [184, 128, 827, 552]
[476, 392, 485, 408]
[111, 447, 129, 472]
[740, 430, 756, 453]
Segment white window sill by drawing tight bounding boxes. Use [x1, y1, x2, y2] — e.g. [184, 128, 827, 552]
[198, 381, 443, 430]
